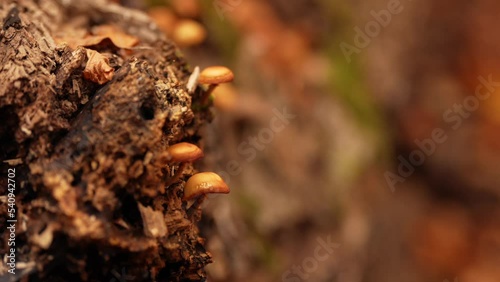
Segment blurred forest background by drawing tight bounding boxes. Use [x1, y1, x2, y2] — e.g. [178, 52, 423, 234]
[126, 0, 499, 281]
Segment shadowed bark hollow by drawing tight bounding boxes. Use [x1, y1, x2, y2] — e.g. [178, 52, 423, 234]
[0, 0, 214, 281]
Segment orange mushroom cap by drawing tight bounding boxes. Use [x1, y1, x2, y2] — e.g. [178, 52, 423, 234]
[198, 66, 234, 84]
[166, 142, 204, 162]
[183, 172, 230, 201]
[172, 19, 206, 47]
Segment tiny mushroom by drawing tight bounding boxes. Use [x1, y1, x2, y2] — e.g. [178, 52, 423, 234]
[212, 83, 238, 112]
[171, 0, 201, 18]
[198, 66, 234, 104]
[148, 7, 177, 36]
[164, 142, 204, 186]
[172, 19, 207, 47]
[167, 142, 204, 162]
[183, 172, 230, 201]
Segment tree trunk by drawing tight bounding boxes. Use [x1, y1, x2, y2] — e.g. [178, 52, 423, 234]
[0, 0, 212, 281]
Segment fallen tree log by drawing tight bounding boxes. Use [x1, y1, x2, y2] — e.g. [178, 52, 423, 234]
[0, 0, 215, 281]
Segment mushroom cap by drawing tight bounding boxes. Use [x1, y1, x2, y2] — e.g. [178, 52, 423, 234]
[213, 83, 238, 111]
[148, 7, 177, 36]
[183, 172, 230, 201]
[171, 0, 200, 18]
[172, 19, 206, 47]
[198, 66, 234, 84]
[166, 142, 204, 162]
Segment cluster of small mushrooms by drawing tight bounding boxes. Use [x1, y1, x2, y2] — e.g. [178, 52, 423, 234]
[167, 66, 235, 204]
[148, 2, 239, 111]
[165, 142, 229, 205]
[148, 0, 206, 48]
[149, 2, 238, 203]
[187, 65, 235, 102]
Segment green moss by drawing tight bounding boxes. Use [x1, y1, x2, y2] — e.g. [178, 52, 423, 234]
[319, 0, 390, 152]
[199, 1, 240, 62]
[255, 233, 280, 273]
[235, 192, 260, 221]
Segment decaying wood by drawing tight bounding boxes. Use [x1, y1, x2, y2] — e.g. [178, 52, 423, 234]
[0, 0, 214, 281]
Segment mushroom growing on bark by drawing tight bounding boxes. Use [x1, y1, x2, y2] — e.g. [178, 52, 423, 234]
[198, 66, 235, 104]
[164, 142, 204, 186]
[183, 172, 230, 214]
[183, 172, 230, 201]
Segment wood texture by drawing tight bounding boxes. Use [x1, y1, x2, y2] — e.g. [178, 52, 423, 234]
[0, 0, 213, 281]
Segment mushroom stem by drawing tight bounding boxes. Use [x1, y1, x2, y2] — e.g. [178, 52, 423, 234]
[163, 142, 204, 187]
[165, 162, 187, 187]
[187, 195, 207, 218]
[201, 84, 217, 104]
[198, 66, 234, 105]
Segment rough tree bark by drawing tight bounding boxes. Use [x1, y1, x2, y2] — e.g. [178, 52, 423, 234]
[0, 0, 214, 281]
